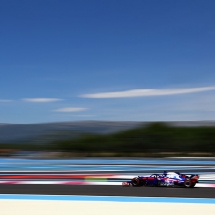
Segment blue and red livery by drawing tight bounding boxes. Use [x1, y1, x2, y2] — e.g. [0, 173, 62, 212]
[122, 171, 199, 188]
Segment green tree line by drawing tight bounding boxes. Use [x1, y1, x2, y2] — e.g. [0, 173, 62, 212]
[53, 123, 215, 154]
[1, 122, 215, 156]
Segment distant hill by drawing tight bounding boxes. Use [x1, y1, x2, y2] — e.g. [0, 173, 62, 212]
[0, 121, 143, 143]
[1, 120, 215, 144]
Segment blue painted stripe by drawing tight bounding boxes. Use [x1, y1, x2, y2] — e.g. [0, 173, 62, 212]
[0, 194, 214, 204]
[0, 158, 214, 172]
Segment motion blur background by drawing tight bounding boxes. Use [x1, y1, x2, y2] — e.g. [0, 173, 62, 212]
[0, 0, 215, 158]
[0, 121, 215, 157]
[0, 3, 215, 214]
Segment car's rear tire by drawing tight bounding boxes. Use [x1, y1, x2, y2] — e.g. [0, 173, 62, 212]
[184, 178, 194, 188]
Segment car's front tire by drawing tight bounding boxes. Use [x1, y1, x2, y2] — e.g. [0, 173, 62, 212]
[131, 177, 141, 187]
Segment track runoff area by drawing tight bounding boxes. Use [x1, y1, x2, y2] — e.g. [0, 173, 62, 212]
[0, 158, 215, 215]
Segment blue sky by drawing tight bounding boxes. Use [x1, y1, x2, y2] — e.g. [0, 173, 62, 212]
[1, 0, 215, 123]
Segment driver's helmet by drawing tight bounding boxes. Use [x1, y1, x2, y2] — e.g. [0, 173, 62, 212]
[163, 171, 168, 176]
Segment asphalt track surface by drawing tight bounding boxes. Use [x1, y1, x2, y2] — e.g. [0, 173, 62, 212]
[0, 158, 214, 199]
[0, 185, 214, 198]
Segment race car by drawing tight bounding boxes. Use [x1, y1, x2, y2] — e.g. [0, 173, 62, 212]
[122, 171, 199, 188]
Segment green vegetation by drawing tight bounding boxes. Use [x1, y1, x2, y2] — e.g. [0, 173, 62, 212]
[1, 122, 215, 157]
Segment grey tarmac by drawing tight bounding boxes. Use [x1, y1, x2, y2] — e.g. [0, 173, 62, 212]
[0, 185, 214, 198]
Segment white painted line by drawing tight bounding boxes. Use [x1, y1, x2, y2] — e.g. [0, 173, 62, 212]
[0, 200, 215, 215]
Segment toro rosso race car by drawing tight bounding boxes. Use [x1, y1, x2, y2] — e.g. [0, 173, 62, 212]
[122, 171, 199, 188]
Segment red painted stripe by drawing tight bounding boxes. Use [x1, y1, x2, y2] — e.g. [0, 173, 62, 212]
[0, 181, 214, 187]
[0, 174, 114, 179]
[63, 182, 89, 185]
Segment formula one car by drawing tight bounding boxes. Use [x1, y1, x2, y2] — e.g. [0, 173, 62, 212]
[122, 171, 199, 188]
